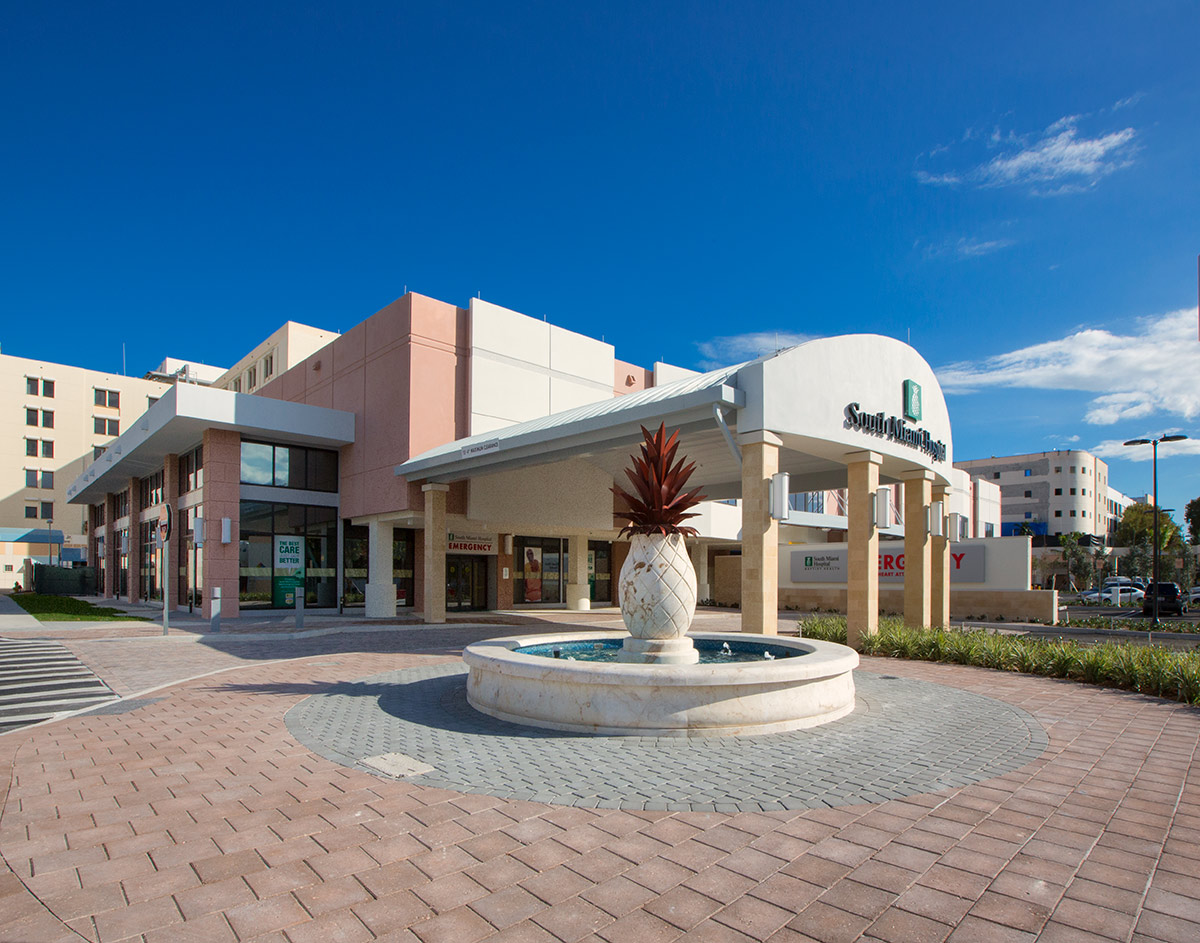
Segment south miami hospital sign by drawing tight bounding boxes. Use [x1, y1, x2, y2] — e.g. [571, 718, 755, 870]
[844, 379, 947, 463]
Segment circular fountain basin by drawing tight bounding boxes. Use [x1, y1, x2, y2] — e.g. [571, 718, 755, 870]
[463, 631, 859, 737]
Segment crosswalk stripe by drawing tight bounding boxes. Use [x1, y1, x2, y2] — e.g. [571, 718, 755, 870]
[0, 637, 118, 734]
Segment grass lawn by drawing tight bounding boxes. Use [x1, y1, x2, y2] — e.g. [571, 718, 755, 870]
[10, 594, 148, 622]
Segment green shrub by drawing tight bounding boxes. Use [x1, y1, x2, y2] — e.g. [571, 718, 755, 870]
[800, 616, 1200, 706]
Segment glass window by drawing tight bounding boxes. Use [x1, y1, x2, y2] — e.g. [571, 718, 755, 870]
[95, 388, 106, 407]
[40, 501, 53, 519]
[240, 442, 274, 484]
[1070, 488, 1076, 495]
[263, 354, 274, 378]
[108, 390, 119, 408]
[26, 469, 38, 488]
[274, 446, 295, 488]
[1054, 466, 1061, 473]
[42, 379, 54, 398]
[1024, 469, 1032, 477]
[41, 440, 53, 458]
[1070, 510, 1076, 517]
[26, 408, 38, 426]
[1055, 488, 1062, 495]
[25, 506, 37, 519]
[1024, 512, 1032, 519]
[107, 419, 119, 436]
[248, 367, 257, 388]
[41, 471, 53, 489]
[93, 446, 105, 460]
[307, 449, 338, 492]
[27, 377, 39, 395]
[1055, 510, 1062, 517]
[42, 410, 53, 428]
[992, 472, 1000, 479]
[94, 417, 107, 435]
[25, 439, 37, 457]
[1024, 490, 1031, 498]
[232, 379, 241, 393]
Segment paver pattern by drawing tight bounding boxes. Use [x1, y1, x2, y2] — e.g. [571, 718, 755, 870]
[285, 665, 1047, 811]
[0, 624, 1197, 942]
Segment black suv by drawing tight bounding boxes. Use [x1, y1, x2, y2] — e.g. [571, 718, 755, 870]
[1142, 582, 1188, 617]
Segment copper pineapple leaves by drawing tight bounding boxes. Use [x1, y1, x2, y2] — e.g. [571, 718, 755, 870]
[611, 423, 707, 537]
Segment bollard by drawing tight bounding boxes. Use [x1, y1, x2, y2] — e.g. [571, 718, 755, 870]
[210, 586, 221, 634]
[295, 592, 304, 631]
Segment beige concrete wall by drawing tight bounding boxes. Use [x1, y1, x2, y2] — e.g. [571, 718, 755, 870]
[2, 352, 169, 543]
[468, 459, 615, 533]
[776, 587, 1058, 624]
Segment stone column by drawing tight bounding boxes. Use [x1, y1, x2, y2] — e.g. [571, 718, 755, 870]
[125, 479, 141, 603]
[566, 535, 590, 610]
[496, 534, 514, 609]
[103, 493, 118, 598]
[740, 430, 781, 635]
[931, 483, 951, 628]
[365, 519, 396, 618]
[163, 454, 180, 611]
[846, 451, 882, 648]
[691, 542, 710, 602]
[422, 484, 449, 624]
[902, 470, 935, 628]
[201, 429, 241, 620]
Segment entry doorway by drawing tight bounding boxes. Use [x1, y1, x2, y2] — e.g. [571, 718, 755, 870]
[447, 555, 488, 611]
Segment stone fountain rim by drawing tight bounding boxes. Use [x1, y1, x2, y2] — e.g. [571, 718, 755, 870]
[462, 631, 859, 686]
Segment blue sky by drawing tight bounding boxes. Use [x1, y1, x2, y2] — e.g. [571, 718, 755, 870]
[3, 2, 1198, 525]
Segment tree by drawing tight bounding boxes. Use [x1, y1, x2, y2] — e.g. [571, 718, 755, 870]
[1058, 533, 1093, 591]
[1122, 540, 1153, 581]
[1115, 503, 1181, 549]
[1186, 496, 1200, 546]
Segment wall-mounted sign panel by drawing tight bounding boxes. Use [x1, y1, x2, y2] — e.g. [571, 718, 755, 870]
[790, 545, 986, 583]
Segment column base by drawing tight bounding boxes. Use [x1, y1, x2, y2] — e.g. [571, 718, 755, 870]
[365, 583, 397, 619]
[617, 636, 699, 665]
[566, 582, 590, 611]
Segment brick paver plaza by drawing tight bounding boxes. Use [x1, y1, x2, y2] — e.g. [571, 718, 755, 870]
[2, 612, 1199, 942]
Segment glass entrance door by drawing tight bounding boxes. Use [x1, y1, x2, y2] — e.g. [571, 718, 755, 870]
[446, 555, 487, 611]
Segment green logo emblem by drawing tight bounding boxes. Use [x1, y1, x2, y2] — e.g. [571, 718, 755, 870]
[805, 556, 813, 567]
[903, 379, 922, 421]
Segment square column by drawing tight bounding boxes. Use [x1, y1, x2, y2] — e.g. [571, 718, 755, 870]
[566, 535, 590, 610]
[739, 430, 782, 635]
[931, 483, 951, 628]
[125, 480, 141, 603]
[163, 454, 180, 611]
[902, 470, 935, 628]
[690, 542, 710, 602]
[103, 493, 118, 598]
[846, 451, 882, 648]
[200, 429, 241, 621]
[365, 519, 397, 618]
[422, 484, 449, 624]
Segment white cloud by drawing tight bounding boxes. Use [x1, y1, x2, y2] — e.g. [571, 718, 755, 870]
[920, 236, 1015, 260]
[937, 307, 1200, 423]
[1092, 435, 1200, 462]
[916, 114, 1136, 195]
[694, 331, 818, 369]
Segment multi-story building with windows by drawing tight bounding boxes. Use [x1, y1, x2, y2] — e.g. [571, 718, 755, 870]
[953, 450, 1133, 542]
[213, 322, 339, 395]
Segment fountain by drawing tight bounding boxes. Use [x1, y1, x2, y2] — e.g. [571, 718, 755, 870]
[462, 425, 859, 737]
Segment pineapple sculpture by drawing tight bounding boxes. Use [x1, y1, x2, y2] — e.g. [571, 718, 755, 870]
[611, 424, 707, 664]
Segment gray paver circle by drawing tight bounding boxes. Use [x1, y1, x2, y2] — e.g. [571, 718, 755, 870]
[284, 664, 1048, 812]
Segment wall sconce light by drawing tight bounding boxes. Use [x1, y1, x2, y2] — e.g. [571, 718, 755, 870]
[503, 534, 513, 555]
[928, 501, 945, 537]
[221, 518, 232, 544]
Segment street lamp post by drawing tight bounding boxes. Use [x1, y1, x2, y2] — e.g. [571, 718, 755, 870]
[1123, 434, 1189, 626]
[46, 517, 54, 569]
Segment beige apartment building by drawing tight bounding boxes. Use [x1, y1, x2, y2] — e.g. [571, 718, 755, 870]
[213, 322, 339, 395]
[1, 352, 176, 555]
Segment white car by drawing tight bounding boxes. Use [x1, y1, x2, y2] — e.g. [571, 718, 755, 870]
[1079, 586, 1145, 605]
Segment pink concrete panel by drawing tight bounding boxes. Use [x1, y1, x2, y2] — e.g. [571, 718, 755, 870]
[615, 360, 652, 394]
[333, 319, 367, 378]
[163, 455, 181, 610]
[364, 295, 413, 351]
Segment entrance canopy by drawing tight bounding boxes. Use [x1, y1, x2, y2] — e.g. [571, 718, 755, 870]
[397, 335, 953, 498]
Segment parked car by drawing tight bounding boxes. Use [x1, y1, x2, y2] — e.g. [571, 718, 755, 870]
[1187, 586, 1200, 606]
[1142, 582, 1188, 617]
[1079, 586, 1144, 605]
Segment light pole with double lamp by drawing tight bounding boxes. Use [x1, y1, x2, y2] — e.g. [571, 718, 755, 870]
[1122, 434, 1189, 625]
